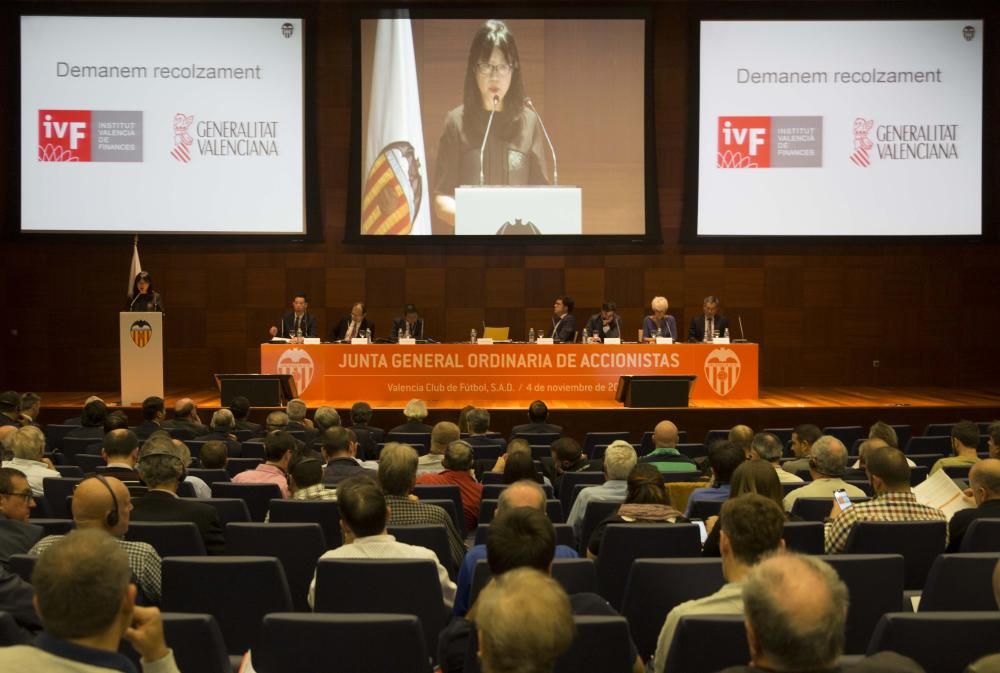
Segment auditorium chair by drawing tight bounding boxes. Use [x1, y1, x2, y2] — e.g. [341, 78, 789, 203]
[240, 441, 266, 460]
[255, 613, 429, 673]
[480, 483, 554, 501]
[556, 616, 635, 673]
[389, 524, 456, 579]
[597, 524, 702, 609]
[209, 482, 281, 522]
[42, 423, 76, 451]
[420, 498, 463, 533]
[0, 611, 29, 646]
[466, 441, 504, 461]
[176, 481, 197, 498]
[61, 437, 102, 465]
[905, 436, 951, 454]
[908, 465, 929, 485]
[470, 558, 600, 608]
[676, 443, 708, 459]
[781, 482, 801, 497]
[386, 432, 432, 448]
[120, 613, 231, 673]
[30, 518, 74, 536]
[907, 453, 946, 469]
[620, 558, 725, 661]
[959, 518, 1000, 552]
[822, 426, 864, 448]
[582, 431, 631, 454]
[942, 464, 973, 480]
[577, 500, 627, 555]
[512, 431, 560, 445]
[195, 497, 251, 527]
[8, 554, 36, 583]
[222, 457, 262, 477]
[54, 464, 85, 478]
[590, 443, 641, 461]
[77, 454, 109, 473]
[790, 496, 871, 522]
[42, 476, 82, 518]
[558, 471, 605, 511]
[845, 480, 874, 496]
[412, 484, 464, 524]
[843, 521, 947, 590]
[266, 499, 342, 548]
[663, 615, 748, 673]
[703, 429, 729, 447]
[474, 522, 575, 548]
[161, 556, 293, 655]
[781, 521, 825, 554]
[687, 499, 724, 520]
[529, 444, 552, 460]
[313, 558, 447, 658]
[225, 522, 326, 611]
[761, 427, 793, 445]
[916, 553, 1000, 611]
[891, 425, 913, 449]
[479, 498, 563, 525]
[819, 554, 905, 653]
[866, 612, 1000, 673]
[922, 422, 956, 437]
[124, 521, 206, 557]
[375, 442, 427, 458]
[165, 427, 196, 441]
[186, 468, 231, 486]
[184, 440, 208, 459]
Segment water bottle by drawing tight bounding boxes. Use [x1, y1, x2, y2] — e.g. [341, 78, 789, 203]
[470, 328, 477, 344]
[364, 328, 371, 343]
[723, 328, 729, 339]
[295, 327, 303, 344]
[528, 327, 536, 343]
[402, 322, 409, 339]
[581, 327, 589, 343]
[656, 326, 662, 339]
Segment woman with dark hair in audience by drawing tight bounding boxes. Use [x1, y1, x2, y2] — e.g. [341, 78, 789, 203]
[502, 451, 543, 484]
[701, 458, 794, 557]
[457, 405, 476, 435]
[587, 463, 687, 559]
[128, 271, 163, 312]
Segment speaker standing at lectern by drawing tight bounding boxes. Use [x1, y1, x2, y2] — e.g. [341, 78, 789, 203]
[127, 271, 163, 312]
[269, 294, 317, 339]
[431, 19, 551, 230]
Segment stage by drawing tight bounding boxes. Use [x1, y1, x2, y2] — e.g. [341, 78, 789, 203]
[36, 386, 1000, 445]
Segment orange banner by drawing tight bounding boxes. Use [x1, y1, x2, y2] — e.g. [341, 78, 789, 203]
[260, 343, 758, 404]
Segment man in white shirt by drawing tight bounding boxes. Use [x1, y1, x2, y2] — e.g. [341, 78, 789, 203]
[1, 426, 59, 497]
[782, 436, 866, 513]
[750, 432, 803, 484]
[566, 440, 636, 538]
[307, 475, 455, 609]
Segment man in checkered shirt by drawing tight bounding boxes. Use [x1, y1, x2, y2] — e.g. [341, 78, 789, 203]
[825, 446, 947, 554]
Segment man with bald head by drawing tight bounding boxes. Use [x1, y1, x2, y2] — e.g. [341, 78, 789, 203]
[639, 421, 698, 473]
[162, 398, 209, 437]
[715, 553, 924, 673]
[451, 480, 579, 618]
[418, 421, 460, 475]
[729, 424, 754, 459]
[751, 432, 803, 484]
[99, 429, 141, 482]
[783, 436, 866, 513]
[947, 459, 1000, 552]
[30, 475, 162, 604]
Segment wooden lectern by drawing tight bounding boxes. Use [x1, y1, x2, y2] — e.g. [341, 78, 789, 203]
[120, 311, 164, 405]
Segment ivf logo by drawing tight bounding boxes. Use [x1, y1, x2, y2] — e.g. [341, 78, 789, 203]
[39, 110, 90, 162]
[717, 116, 770, 168]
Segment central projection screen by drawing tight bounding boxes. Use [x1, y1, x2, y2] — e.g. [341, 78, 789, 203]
[694, 19, 983, 238]
[349, 13, 653, 239]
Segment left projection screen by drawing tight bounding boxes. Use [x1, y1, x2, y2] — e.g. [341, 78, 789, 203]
[20, 16, 305, 234]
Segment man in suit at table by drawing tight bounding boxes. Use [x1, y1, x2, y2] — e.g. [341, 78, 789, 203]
[269, 294, 317, 339]
[550, 296, 576, 343]
[688, 295, 730, 342]
[329, 302, 375, 342]
[584, 301, 623, 343]
[391, 304, 425, 341]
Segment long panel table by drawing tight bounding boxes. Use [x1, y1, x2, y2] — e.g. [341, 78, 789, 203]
[260, 343, 758, 404]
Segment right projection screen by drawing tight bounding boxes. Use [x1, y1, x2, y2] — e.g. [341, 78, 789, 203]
[696, 20, 983, 237]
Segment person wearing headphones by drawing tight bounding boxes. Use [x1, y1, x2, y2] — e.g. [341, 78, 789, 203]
[28, 475, 163, 605]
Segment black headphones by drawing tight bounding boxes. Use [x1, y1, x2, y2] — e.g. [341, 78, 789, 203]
[94, 474, 120, 528]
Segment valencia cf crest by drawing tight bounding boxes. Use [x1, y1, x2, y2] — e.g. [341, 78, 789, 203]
[277, 348, 315, 395]
[130, 320, 153, 348]
[704, 347, 741, 397]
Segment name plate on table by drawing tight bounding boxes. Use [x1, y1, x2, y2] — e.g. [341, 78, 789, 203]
[655, 337, 674, 345]
[603, 338, 622, 345]
[304, 337, 321, 345]
[398, 338, 417, 345]
[454, 186, 582, 235]
[536, 338, 555, 345]
[350, 338, 369, 345]
[476, 338, 494, 345]
[713, 337, 731, 344]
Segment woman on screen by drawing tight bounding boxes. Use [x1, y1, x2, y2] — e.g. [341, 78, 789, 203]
[128, 271, 163, 312]
[432, 19, 550, 230]
[642, 296, 677, 342]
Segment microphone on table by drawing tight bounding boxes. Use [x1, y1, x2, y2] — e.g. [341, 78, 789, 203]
[734, 315, 749, 343]
[479, 95, 499, 186]
[524, 96, 558, 185]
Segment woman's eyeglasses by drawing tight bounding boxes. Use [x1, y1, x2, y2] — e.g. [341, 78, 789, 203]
[476, 62, 513, 77]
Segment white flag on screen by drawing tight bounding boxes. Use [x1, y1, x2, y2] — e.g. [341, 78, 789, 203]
[127, 236, 142, 298]
[361, 17, 431, 236]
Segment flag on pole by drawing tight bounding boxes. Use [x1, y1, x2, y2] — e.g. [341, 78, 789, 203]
[127, 234, 142, 298]
[361, 17, 431, 236]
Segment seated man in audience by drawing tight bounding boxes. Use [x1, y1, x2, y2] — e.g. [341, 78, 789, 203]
[416, 439, 483, 532]
[729, 425, 754, 459]
[418, 421, 460, 475]
[134, 396, 165, 440]
[59, 396, 103, 426]
[104, 411, 130, 434]
[987, 421, 1000, 460]
[320, 427, 374, 486]
[782, 424, 822, 475]
[264, 410, 290, 434]
[198, 409, 244, 457]
[0, 467, 42, 568]
[31, 475, 162, 605]
[964, 560, 1000, 673]
[750, 432, 803, 484]
[232, 430, 293, 498]
[311, 406, 342, 447]
[783, 436, 866, 513]
[286, 398, 316, 436]
[685, 441, 746, 518]
[230, 396, 262, 435]
[540, 437, 596, 490]
[850, 437, 916, 471]
[868, 420, 899, 448]
[199, 440, 229, 470]
[379, 442, 466, 569]
[390, 398, 435, 435]
[453, 479, 578, 617]
[947, 459, 1000, 552]
[162, 398, 209, 437]
[651, 494, 786, 673]
[488, 439, 552, 487]
[348, 401, 383, 460]
[98, 429, 142, 482]
[65, 399, 108, 441]
[170, 440, 211, 498]
[0, 563, 41, 637]
[465, 408, 504, 450]
[0, 391, 23, 428]
[2, 425, 59, 496]
[567, 441, 637, 538]
[131, 436, 224, 554]
[825, 446, 947, 554]
[715, 553, 926, 673]
[930, 420, 982, 475]
[639, 421, 699, 473]
[307, 475, 455, 609]
[474, 567, 575, 673]
[17, 392, 42, 428]
[511, 400, 562, 437]
[289, 457, 337, 501]
[0, 529, 180, 672]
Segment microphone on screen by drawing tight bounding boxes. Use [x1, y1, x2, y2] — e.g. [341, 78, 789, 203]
[524, 96, 558, 185]
[479, 96, 499, 186]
